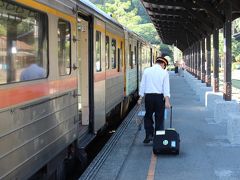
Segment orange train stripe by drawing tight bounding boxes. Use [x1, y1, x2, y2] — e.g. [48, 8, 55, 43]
[94, 71, 106, 82]
[106, 69, 123, 79]
[94, 69, 123, 82]
[0, 77, 77, 109]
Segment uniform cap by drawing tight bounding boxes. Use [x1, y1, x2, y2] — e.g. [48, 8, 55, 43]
[156, 56, 169, 66]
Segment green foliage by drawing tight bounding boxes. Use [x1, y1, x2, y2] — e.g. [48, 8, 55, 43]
[159, 43, 173, 60]
[96, 0, 141, 27]
[167, 65, 175, 71]
[90, 0, 182, 58]
[216, 30, 240, 64]
[232, 39, 240, 61]
[235, 54, 240, 62]
[90, 0, 161, 46]
[131, 23, 160, 44]
[233, 18, 240, 33]
[0, 24, 6, 36]
[232, 62, 240, 70]
[130, 0, 150, 23]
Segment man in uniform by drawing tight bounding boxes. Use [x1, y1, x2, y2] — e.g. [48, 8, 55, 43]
[138, 56, 171, 144]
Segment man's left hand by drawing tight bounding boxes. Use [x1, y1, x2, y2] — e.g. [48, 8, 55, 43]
[137, 98, 142, 105]
[164, 96, 171, 109]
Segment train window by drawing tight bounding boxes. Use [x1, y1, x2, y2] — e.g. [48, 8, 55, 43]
[105, 36, 109, 70]
[58, 19, 71, 76]
[96, 31, 101, 72]
[134, 46, 137, 65]
[111, 39, 116, 69]
[0, 0, 48, 84]
[117, 48, 120, 72]
[129, 44, 133, 69]
[121, 41, 123, 68]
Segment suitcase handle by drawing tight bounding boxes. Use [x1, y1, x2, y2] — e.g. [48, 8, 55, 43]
[170, 106, 173, 128]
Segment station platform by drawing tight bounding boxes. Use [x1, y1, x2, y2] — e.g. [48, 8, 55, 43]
[80, 72, 240, 180]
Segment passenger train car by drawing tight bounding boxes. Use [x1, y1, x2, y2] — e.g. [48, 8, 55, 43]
[0, 0, 159, 179]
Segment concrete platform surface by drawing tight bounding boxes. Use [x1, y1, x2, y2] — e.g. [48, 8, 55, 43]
[80, 72, 240, 180]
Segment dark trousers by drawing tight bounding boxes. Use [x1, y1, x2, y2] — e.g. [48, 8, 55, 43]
[144, 94, 165, 136]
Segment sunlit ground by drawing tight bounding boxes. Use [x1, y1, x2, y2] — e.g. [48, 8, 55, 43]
[219, 70, 240, 101]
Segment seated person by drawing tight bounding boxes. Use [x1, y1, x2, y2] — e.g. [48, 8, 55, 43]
[20, 58, 46, 81]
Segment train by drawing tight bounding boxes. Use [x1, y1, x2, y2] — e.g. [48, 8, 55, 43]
[0, 0, 159, 179]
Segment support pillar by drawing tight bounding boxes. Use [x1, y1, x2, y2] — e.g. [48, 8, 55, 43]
[213, 28, 219, 92]
[194, 44, 198, 77]
[206, 35, 211, 87]
[223, 1, 232, 101]
[197, 41, 201, 80]
[190, 48, 192, 72]
[191, 47, 193, 73]
[201, 38, 206, 83]
[192, 46, 195, 75]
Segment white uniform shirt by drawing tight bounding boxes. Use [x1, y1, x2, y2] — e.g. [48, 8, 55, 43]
[139, 64, 170, 97]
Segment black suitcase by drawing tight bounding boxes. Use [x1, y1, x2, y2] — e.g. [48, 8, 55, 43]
[153, 106, 180, 155]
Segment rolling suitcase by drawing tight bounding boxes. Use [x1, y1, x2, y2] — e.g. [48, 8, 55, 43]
[153, 106, 180, 155]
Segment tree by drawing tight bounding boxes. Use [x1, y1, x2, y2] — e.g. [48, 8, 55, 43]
[0, 24, 6, 36]
[90, 0, 173, 55]
[131, 23, 160, 44]
[96, 0, 141, 29]
[93, 0, 161, 45]
[129, 0, 150, 23]
[159, 44, 173, 61]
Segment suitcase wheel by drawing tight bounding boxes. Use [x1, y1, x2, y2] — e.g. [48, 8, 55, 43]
[153, 149, 158, 155]
[175, 150, 179, 155]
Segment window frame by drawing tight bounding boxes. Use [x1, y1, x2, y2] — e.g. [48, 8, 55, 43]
[105, 36, 110, 70]
[95, 30, 102, 72]
[111, 38, 117, 69]
[134, 46, 137, 66]
[117, 48, 120, 72]
[121, 41, 123, 68]
[129, 44, 133, 69]
[0, 0, 49, 85]
[58, 18, 72, 76]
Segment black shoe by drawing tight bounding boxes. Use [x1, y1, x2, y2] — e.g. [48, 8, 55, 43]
[143, 137, 150, 144]
[143, 134, 153, 144]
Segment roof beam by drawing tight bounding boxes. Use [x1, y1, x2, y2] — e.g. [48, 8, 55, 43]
[142, 0, 199, 8]
[147, 8, 213, 33]
[152, 17, 187, 23]
[156, 22, 203, 39]
[160, 25, 199, 43]
[145, 1, 214, 32]
[194, 0, 224, 24]
[179, 6, 214, 32]
[152, 17, 208, 36]
[231, 0, 240, 11]
[162, 32, 195, 45]
[155, 24, 203, 47]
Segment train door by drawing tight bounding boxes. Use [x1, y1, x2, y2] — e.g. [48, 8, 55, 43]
[93, 18, 106, 133]
[77, 17, 90, 127]
[150, 48, 153, 66]
[136, 41, 139, 91]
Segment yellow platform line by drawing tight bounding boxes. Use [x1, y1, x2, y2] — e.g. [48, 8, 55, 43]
[147, 152, 157, 180]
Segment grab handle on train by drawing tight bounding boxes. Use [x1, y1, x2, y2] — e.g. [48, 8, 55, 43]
[73, 91, 81, 98]
[72, 63, 79, 70]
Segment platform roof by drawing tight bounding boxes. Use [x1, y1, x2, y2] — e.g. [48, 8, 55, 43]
[141, 0, 240, 51]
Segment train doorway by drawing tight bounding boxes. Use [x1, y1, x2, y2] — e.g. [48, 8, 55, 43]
[77, 17, 90, 127]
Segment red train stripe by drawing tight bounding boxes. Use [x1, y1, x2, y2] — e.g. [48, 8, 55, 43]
[0, 77, 77, 109]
